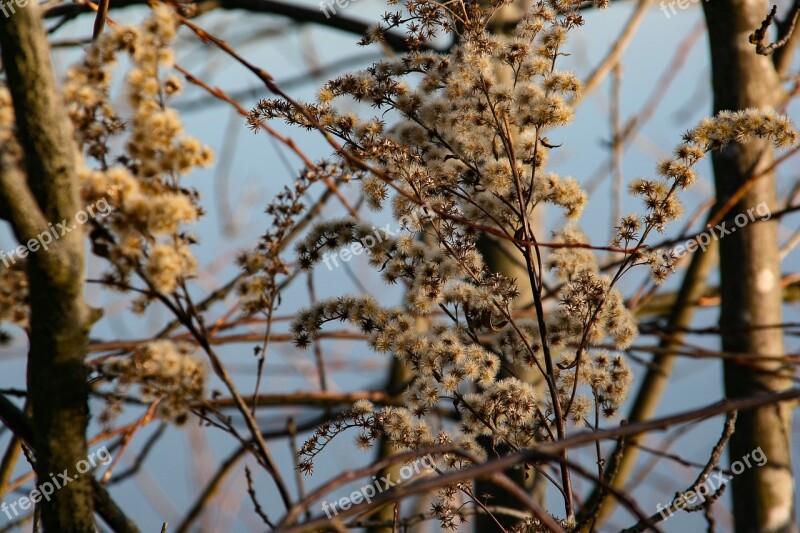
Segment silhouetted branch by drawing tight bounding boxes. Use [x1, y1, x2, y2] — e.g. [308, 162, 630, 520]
[0, 395, 140, 533]
[44, 0, 440, 52]
[750, 3, 800, 56]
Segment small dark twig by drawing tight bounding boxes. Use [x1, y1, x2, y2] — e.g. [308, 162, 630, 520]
[245, 466, 274, 528]
[107, 423, 167, 484]
[575, 434, 625, 531]
[750, 3, 800, 56]
[286, 417, 310, 520]
[92, 0, 110, 39]
[622, 411, 737, 533]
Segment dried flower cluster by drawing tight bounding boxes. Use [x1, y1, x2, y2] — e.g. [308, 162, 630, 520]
[0, 262, 28, 327]
[621, 108, 797, 283]
[0, 8, 215, 428]
[0, 88, 30, 330]
[247, 2, 642, 523]
[237, 161, 356, 316]
[250, 2, 800, 525]
[0, 0, 795, 528]
[99, 340, 206, 425]
[66, 5, 212, 301]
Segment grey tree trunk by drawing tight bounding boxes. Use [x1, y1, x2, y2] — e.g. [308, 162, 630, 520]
[0, 1, 95, 530]
[703, 2, 795, 531]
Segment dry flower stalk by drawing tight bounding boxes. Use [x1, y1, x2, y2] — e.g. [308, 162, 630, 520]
[243, 0, 798, 526]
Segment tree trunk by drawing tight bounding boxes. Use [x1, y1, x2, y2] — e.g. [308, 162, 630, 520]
[0, 1, 94, 530]
[703, 2, 795, 531]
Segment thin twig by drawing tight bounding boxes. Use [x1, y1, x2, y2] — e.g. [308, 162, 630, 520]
[91, 0, 109, 39]
[245, 466, 275, 527]
[750, 3, 800, 56]
[621, 411, 737, 532]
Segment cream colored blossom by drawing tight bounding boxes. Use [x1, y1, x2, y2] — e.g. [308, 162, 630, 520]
[100, 340, 206, 425]
[145, 243, 196, 294]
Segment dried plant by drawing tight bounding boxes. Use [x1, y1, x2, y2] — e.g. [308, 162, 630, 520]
[244, 0, 797, 527]
[0, 0, 796, 530]
[66, 5, 213, 303]
[100, 340, 206, 425]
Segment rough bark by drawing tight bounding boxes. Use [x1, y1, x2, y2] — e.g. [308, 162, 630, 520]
[0, 1, 95, 530]
[703, 2, 795, 531]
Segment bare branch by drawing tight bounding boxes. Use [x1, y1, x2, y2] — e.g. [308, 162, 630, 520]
[749, 3, 800, 56]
